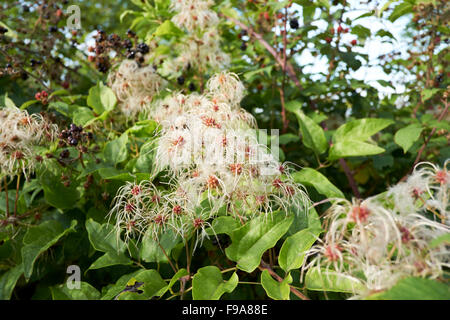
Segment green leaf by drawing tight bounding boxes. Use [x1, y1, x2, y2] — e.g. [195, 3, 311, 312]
[389, 1, 414, 22]
[48, 102, 80, 117]
[329, 140, 386, 160]
[103, 133, 129, 165]
[367, 277, 450, 300]
[332, 118, 394, 143]
[72, 107, 96, 126]
[421, 88, 439, 101]
[158, 268, 189, 297]
[261, 270, 292, 300]
[40, 171, 80, 209]
[2, 94, 16, 108]
[225, 212, 294, 273]
[85, 219, 126, 254]
[305, 267, 365, 293]
[19, 100, 38, 110]
[206, 216, 241, 236]
[394, 124, 423, 153]
[101, 270, 144, 300]
[292, 168, 344, 198]
[430, 233, 450, 248]
[153, 20, 183, 38]
[0, 264, 23, 300]
[278, 133, 300, 145]
[140, 229, 180, 263]
[192, 266, 239, 300]
[351, 25, 371, 39]
[51, 282, 101, 300]
[116, 270, 168, 300]
[22, 220, 77, 280]
[87, 82, 117, 114]
[287, 102, 327, 154]
[87, 252, 132, 271]
[279, 228, 320, 273]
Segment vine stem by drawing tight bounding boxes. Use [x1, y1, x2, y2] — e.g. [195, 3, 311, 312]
[14, 174, 20, 217]
[4, 177, 9, 218]
[157, 241, 177, 274]
[338, 158, 361, 198]
[259, 260, 310, 300]
[221, 13, 304, 92]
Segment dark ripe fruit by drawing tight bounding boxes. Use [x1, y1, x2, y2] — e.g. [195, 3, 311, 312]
[22, 5, 30, 13]
[62, 81, 70, 89]
[289, 19, 299, 29]
[240, 41, 247, 51]
[126, 49, 136, 59]
[21, 72, 28, 80]
[137, 43, 149, 54]
[177, 76, 185, 85]
[87, 132, 94, 140]
[123, 39, 132, 49]
[60, 130, 69, 138]
[60, 149, 70, 159]
[69, 123, 77, 132]
[95, 45, 104, 55]
[188, 82, 196, 91]
[68, 138, 78, 146]
[127, 29, 136, 38]
[49, 26, 58, 33]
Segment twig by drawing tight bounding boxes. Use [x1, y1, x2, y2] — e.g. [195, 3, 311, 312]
[4, 177, 9, 217]
[221, 13, 304, 92]
[14, 175, 20, 217]
[338, 158, 361, 198]
[259, 260, 310, 300]
[157, 241, 177, 274]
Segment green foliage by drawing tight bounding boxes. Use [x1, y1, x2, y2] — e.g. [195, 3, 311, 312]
[0, 0, 448, 302]
[260, 270, 292, 300]
[192, 266, 239, 300]
[367, 277, 450, 300]
[225, 212, 294, 273]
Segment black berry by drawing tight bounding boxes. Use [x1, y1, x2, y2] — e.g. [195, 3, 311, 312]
[289, 19, 299, 29]
[177, 76, 185, 85]
[137, 43, 149, 54]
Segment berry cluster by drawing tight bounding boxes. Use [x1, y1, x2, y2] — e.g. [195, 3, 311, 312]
[88, 29, 152, 73]
[59, 124, 92, 147]
[35, 90, 49, 105]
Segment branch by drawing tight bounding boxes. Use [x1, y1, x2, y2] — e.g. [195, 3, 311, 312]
[259, 260, 310, 300]
[339, 158, 361, 199]
[221, 13, 304, 92]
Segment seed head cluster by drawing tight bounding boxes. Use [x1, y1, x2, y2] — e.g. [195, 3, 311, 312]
[107, 59, 166, 117]
[162, 0, 230, 74]
[109, 72, 309, 247]
[0, 106, 57, 177]
[302, 160, 449, 298]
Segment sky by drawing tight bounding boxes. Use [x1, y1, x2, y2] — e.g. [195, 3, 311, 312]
[292, 0, 413, 97]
